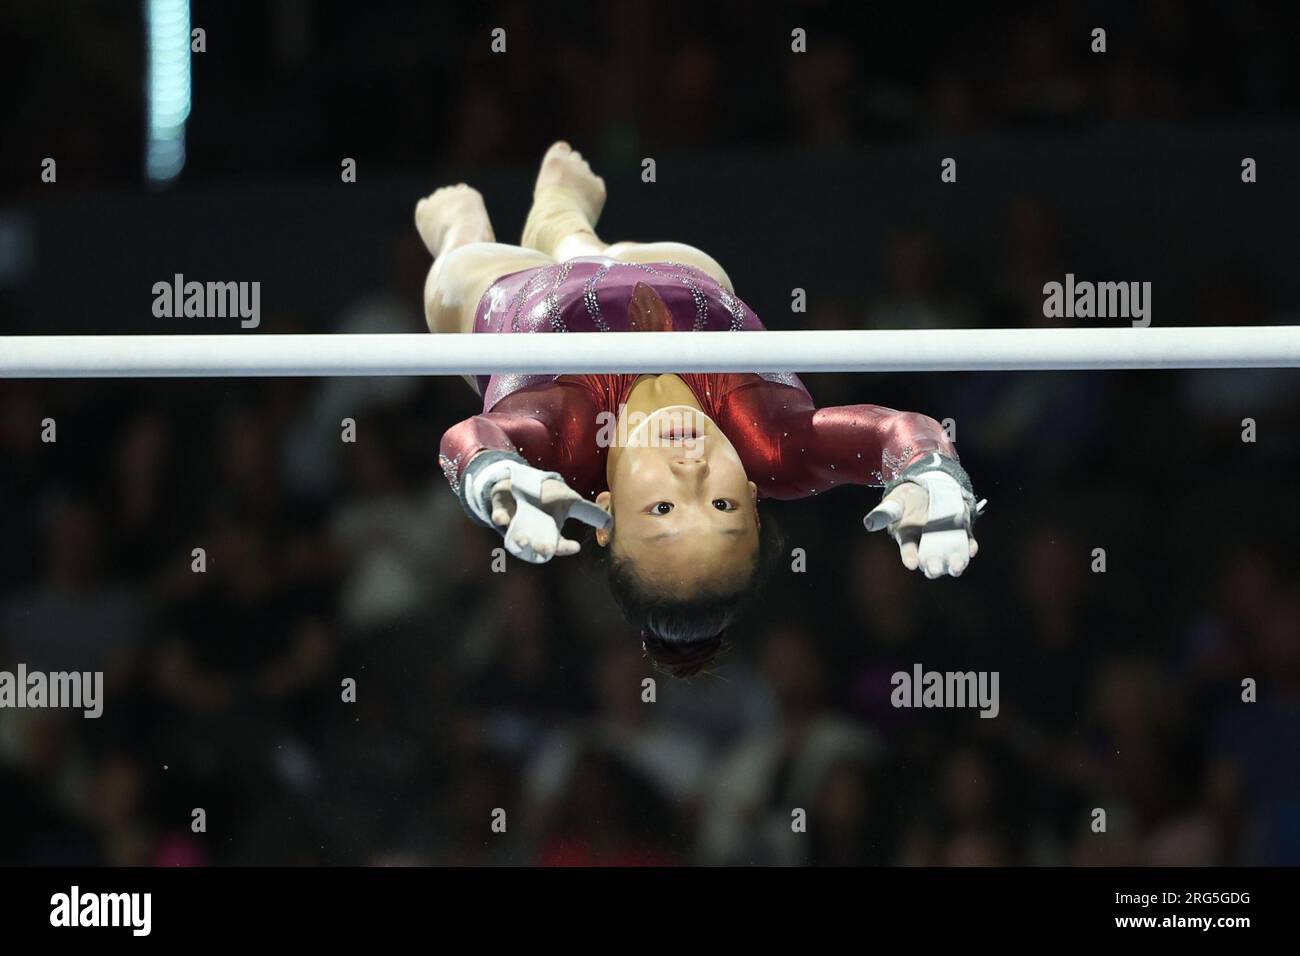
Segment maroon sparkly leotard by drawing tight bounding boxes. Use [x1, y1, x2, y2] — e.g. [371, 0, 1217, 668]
[438, 257, 959, 501]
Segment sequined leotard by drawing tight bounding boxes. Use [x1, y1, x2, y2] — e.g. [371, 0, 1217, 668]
[439, 257, 959, 501]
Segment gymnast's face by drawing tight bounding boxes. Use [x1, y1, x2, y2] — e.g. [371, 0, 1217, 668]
[596, 410, 760, 589]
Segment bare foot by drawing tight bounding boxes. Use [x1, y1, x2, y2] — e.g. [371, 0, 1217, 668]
[533, 141, 606, 228]
[415, 183, 494, 258]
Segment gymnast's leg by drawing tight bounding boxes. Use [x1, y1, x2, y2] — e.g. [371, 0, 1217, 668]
[415, 183, 554, 336]
[520, 141, 735, 292]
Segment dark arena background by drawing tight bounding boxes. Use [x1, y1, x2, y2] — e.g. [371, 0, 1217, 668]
[0, 0, 1297, 937]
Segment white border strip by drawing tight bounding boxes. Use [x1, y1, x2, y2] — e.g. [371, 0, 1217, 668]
[2, 327, 1298, 377]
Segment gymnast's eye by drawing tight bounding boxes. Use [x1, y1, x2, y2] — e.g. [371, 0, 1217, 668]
[649, 502, 674, 515]
[712, 498, 737, 511]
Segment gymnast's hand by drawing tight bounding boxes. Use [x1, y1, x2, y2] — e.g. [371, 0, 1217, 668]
[488, 475, 609, 563]
[460, 454, 610, 564]
[863, 466, 984, 579]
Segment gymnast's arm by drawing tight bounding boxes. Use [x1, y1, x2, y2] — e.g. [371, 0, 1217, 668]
[438, 409, 556, 507]
[721, 380, 981, 578]
[438, 384, 607, 562]
[719, 380, 969, 499]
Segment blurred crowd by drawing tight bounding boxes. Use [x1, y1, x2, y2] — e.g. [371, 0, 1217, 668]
[3, 1, 1300, 187]
[1, 0, 1299, 866]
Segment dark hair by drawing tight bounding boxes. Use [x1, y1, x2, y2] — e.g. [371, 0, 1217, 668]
[602, 512, 784, 679]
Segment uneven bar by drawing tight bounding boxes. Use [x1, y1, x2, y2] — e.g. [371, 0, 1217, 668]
[1, 327, 1298, 378]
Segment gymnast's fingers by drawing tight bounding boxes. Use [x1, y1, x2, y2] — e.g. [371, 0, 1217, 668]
[490, 488, 514, 527]
[530, 524, 563, 560]
[918, 528, 970, 579]
[864, 498, 903, 532]
[898, 534, 921, 571]
[539, 478, 580, 504]
[865, 483, 924, 532]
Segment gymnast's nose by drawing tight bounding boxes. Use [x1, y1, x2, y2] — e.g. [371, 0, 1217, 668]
[670, 456, 708, 478]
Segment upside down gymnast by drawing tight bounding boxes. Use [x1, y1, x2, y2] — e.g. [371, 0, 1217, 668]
[418, 142, 985, 677]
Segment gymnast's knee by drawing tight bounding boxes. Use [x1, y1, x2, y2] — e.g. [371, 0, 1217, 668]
[422, 242, 518, 333]
[422, 250, 474, 334]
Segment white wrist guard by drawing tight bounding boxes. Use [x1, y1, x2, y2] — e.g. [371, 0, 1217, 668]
[461, 453, 560, 527]
[461, 452, 609, 565]
[868, 452, 987, 536]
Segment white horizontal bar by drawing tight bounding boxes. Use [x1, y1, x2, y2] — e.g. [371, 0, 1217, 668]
[1, 327, 1298, 377]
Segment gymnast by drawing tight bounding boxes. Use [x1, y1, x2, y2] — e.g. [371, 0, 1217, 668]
[418, 142, 983, 676]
